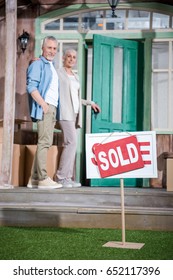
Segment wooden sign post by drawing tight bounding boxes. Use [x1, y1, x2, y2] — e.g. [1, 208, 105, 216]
[103, 178, 145, 249]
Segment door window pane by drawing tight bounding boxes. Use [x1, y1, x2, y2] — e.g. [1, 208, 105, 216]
[112, 47, 123, 123]
[86, 47, 93, 133]
[152, 42, 169, 69]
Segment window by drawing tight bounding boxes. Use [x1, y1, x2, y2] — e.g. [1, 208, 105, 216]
[63, 16, 79, 30]
[82, 11, 105, 31]
[152, 41, 173, 130]
[106, 10, 126, 30]
[42, 9, 172, 32]
[128, 10, 150, 29]
[45, 19, 60, 30]
[152, 13, 170, 29]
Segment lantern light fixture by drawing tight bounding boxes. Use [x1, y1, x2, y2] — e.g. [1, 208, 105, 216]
[18, 30, 30, 53]
[107, 0, 120, 18]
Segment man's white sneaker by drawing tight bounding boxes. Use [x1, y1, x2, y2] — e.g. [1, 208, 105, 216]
[27, 178, 38, 189]
[38, 177, 62, 189]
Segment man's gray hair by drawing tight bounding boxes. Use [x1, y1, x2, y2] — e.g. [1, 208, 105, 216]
[42, 36, 57, 47]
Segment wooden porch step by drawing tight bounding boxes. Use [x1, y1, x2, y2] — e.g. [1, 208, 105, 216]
[0, 204, 172, 231]
[0, 187, 173, 231]
[0, 187, 173, 208]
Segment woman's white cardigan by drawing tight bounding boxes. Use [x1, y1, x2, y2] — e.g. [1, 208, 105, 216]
[57, 67, 94, 128]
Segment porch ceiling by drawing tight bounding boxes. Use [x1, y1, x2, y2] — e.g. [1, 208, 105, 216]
[0, 0, 173, 9]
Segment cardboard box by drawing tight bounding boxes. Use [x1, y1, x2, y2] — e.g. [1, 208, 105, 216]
[0, 143, 25, 186]
[167, 158, 173, 192]
[12, 144, 25, 186]
[14, 129, 63, 146]
[0, 142, 63, 187]
[24, 145, 62, 186]
[14, 130, 38, 145]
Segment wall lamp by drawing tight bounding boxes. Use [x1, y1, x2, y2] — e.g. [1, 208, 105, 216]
[107, 0, 120, 18]
[18, 30, 30, 53]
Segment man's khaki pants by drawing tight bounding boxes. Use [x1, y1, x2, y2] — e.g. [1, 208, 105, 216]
[31, 104, 56, 181]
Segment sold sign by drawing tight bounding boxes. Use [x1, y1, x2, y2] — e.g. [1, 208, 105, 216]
[93, 135, 144, 178]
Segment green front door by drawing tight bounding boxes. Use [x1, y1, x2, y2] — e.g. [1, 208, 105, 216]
[91, 35, 143, 187]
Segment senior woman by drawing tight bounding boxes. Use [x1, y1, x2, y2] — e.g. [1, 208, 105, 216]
[55, 49, 101, 187]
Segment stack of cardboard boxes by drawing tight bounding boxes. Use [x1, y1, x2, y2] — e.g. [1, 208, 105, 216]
[0, 122, 62, 187]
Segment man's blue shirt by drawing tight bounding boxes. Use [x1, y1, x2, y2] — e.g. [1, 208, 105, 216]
[26, 55, 59, 121]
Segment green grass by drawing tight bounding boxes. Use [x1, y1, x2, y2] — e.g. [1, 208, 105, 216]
[0, 227, 172, 260]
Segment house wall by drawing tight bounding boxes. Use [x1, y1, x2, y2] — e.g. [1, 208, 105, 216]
[16, 7, 38, 124]
[0, 5, 36, 123]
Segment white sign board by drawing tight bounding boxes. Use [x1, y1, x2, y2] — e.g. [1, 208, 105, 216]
[86, 131, 158, 179]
